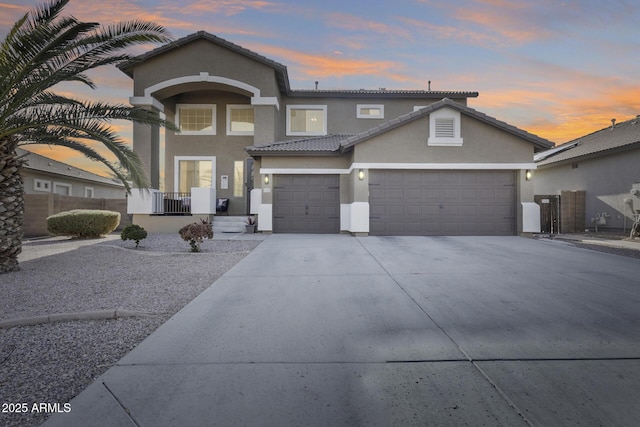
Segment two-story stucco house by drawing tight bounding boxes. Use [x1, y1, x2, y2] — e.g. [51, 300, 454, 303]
[121, 31, 553, 235]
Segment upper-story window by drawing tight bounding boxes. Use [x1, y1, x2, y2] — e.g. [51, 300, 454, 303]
[357, 104, 384, 119]
[427, 108, 463, 146]
[176, 104, 216, 135]
[286, 105, 327, 136]
[227, 105, 255, 136]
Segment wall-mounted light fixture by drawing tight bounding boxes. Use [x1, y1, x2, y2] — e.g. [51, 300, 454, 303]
[525, 170, 533, 181]
[264, 175, 270, 185]
[358, 169, 365, 180]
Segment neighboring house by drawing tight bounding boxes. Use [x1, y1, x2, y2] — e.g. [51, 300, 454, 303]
[120, 31, 553, 235]
[19, 147, 126, 199]
[535, 117, 640, 232]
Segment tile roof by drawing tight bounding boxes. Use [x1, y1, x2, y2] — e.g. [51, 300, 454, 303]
[246, 98, 553, 156]
[535, 116, 640, 166]
[289, 89, 479, 99]
[246, 134, 352, 155]
[17, 148, 125, 187]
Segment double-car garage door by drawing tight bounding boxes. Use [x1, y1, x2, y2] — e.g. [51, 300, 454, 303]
[369, 170, 516, 236]
[272, 171, 516, 235]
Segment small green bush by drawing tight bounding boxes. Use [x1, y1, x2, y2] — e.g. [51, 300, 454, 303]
[120, 224, 148, 248]
[179, 218, 213, 252]
[47, 209, 120, 238]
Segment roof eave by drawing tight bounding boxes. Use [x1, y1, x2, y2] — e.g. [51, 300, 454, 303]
[288, 91, 479, 99]
[245, 149, 341, 157]
[537, 140, 640, 168]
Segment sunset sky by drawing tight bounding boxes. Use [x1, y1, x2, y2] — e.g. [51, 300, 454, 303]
[3, 0, 640, 177]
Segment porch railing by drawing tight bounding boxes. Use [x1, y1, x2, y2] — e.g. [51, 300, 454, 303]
[157, 192, 191, 214]
[128, 187, 216, 215]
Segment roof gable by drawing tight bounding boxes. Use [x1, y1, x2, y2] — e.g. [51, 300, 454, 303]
[118, 31, 291, 94]
[341, 98, 554, 152]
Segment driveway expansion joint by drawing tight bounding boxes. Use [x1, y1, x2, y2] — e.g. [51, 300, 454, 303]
[102, 381, 141, 427]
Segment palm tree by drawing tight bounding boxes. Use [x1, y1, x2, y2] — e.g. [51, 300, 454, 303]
[0, 0, 173, 273]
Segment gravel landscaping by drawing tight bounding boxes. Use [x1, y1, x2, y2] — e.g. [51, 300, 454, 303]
[0, 233, 263, 427]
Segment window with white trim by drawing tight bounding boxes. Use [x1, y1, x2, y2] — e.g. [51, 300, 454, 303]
[176, 104, 216, 135]
[84, 187, 94, 198]
[175, 157, 216, 193]
[53, 182, 72, 196]
[357, 104, 384, 119]
[227, 105, 254, 135]
[286, 105, 327, 136]
[34, 179, 51, 192]
[428, 108, 463, 146]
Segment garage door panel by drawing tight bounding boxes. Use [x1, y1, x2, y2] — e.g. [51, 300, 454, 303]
[273, 175, 339, 234]
[369, 170, 515, 236]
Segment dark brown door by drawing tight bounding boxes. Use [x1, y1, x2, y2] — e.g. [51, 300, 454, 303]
[273, 175, 340, 234]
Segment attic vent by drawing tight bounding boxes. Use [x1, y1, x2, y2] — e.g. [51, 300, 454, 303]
[435, 118, 455, 138]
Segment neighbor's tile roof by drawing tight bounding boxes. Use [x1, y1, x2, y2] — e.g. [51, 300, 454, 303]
[535, 116, 640, 166]
[247, 98, 553, 156]
[17, 148, 125, 187]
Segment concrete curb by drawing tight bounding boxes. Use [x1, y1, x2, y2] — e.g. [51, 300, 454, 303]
[0, 309, 157, 329]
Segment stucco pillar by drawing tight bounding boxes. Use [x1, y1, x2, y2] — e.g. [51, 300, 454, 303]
[132, 113, 161, 189]
[253, 105, 277, 146]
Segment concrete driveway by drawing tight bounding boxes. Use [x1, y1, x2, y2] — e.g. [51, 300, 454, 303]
[44, 235, 640, 426]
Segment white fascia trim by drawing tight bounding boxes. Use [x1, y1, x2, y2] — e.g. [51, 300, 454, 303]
[129, 96, 165, 112]
[260, 168, 351, 175]
[252, 96, 280, 110]
[144, 72, 261, 98]
[260, 163, 537, 175]
[350, 163, 538, 170]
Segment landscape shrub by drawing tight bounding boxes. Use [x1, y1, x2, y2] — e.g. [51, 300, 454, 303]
[47, 209, 120, 238]
[179, 218, 213, 252]
[120, 224, 148, 248]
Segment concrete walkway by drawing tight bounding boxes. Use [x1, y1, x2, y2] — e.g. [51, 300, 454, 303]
[43, 235, 640, 426]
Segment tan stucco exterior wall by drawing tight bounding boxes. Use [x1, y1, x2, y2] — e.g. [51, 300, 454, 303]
[131, 39, 281, 99]
[353, 115, 534, 164]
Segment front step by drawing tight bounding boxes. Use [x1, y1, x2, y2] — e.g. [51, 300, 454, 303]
[213, 215, 249, 233]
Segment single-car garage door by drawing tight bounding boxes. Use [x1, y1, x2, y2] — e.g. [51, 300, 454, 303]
[369, 170, 516, 236]
[273, 174, 340, 233]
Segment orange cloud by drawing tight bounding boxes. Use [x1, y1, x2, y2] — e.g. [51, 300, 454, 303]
[164, 0, 280, 17]
[0, 2, 28, 27]
[246, 43, 410, 83]
[326, 12, 413, 41]
[399, 17, 499, 47]
[476, 80, 640, 144]
[454, 8, 544, 43]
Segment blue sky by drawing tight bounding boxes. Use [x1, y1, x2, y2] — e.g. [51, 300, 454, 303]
[2, 0, 640, 175]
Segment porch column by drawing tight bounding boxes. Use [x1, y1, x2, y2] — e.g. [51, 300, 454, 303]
[131, 106, 161, 189]
[252, 98, 279, 147]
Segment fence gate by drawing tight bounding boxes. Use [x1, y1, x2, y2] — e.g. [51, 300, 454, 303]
[535, 195, 560, 233]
